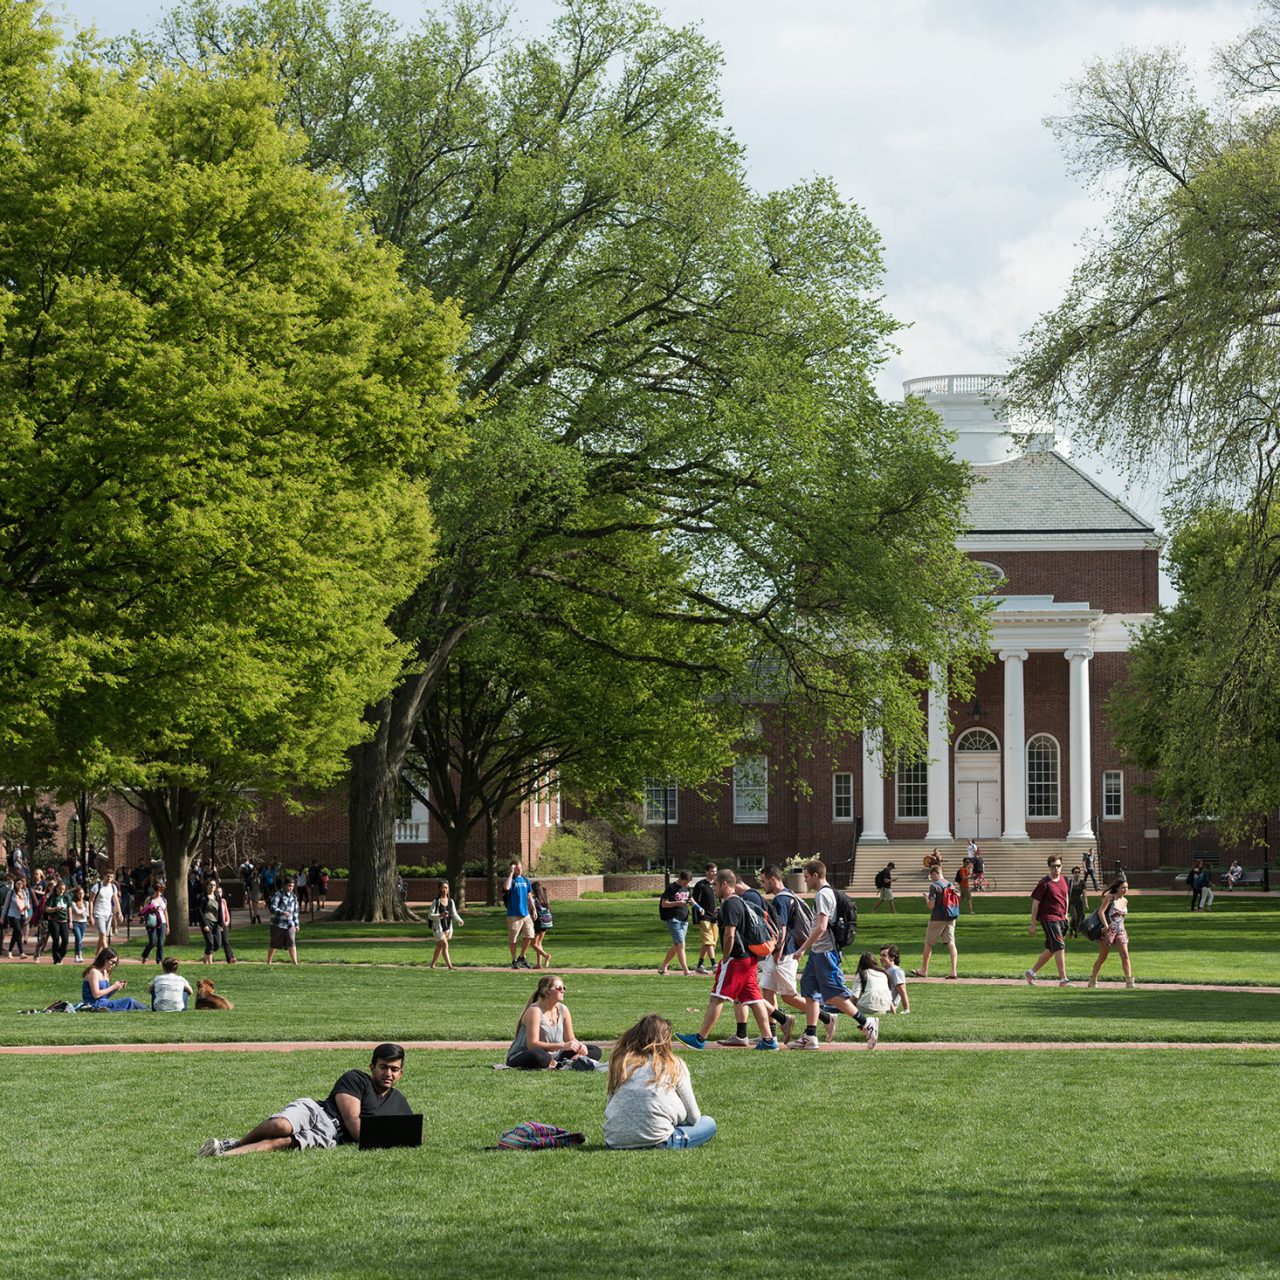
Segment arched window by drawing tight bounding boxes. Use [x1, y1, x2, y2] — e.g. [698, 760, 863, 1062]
[1026, 734, 1060, 819]
[956, 728, 999, 753]
[974, 561, 1007, 591]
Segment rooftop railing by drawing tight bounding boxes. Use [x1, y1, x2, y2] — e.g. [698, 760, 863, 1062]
[903, 374, 1006, 397]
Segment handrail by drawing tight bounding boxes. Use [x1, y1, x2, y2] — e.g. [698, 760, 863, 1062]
[903, 374, 1006, 397]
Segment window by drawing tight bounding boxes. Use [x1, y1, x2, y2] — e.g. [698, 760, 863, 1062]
[736, 855, 765, 873]
[1103, 770, 1123, 820]
[956, 728, 999, 752]
[644, 779, 678, 825]
[974, 561, 1007, 590]
[896, 755, 928, 821]
[1027, 735, 1060, 819]
[832, 772, 854, 822]
[733, 756, 769, 824]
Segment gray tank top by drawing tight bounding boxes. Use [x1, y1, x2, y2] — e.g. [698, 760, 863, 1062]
[507, 1006, 565, 1064]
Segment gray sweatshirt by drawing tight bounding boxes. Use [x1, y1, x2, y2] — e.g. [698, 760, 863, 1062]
[603, 1061, 700, 1149]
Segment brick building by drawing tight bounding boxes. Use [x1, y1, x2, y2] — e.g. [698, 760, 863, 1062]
[632, 374, 1246, 878]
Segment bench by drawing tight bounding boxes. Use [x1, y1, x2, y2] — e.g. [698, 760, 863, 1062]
[1220, 869, 1265, 890]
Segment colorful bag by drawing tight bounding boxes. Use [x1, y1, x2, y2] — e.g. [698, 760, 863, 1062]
[496, 1122, 586, 1150]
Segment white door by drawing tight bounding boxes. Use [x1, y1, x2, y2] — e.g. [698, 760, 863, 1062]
[954, 745, 1001, 839]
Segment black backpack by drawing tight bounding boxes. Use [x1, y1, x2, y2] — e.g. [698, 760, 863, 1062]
[874, 867, 890, 890]
[828, 888, 858, 950]
[769, 890, 814, 946]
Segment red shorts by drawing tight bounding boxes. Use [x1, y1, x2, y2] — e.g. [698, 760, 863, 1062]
[709, 956, 762, 1004]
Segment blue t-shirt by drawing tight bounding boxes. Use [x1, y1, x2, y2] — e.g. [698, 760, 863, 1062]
[506, 875, 531, 918]
[768, 891, 800, 958]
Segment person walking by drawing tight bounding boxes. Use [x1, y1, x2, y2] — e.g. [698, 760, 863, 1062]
[266, 875, 300, 966]
[1083, 845, 1099, 891]
[690, 862, 719, 975]
[3, 875, 31, 958]
[529, 881, 554, 970]
[69, 886, 89, 962]
[872, 862, 896, 913]
[757, 864, 810, 1044]
[956, 857, 974, 914]
[788, 859, 879, 1050]
[1067, 867, 1089, 940]
[911, 864, 959, 979]
[658, 871, 696, 976]
[90, 869, 122, 953]
[1089, 878, 1135, 989]
[200, 879, 237, 964]
[140, 882, 169, 964]
[604, 1015, 716, 1150]
[1025, 855, 1071, 986]
[504, 862, 535, 969]
[428, 881, 463, 969]
[43, 878, 72, 965]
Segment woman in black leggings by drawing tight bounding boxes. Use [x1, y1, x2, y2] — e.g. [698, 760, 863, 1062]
[506, 975, 602, 1070]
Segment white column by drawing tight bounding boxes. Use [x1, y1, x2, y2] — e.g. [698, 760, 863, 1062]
[1000, 648, 1029, 840]
[925, 663, 952, 841]
[860, 728, 887, 842]
[1066, 647, 1094, 837]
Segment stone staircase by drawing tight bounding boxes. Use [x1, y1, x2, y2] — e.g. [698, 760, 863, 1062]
[843, 838, 1096, 895]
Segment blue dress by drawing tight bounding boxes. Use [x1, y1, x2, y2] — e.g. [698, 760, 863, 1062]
[81, 977, 145, 1012]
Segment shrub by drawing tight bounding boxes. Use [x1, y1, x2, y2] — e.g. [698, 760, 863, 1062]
[536, 822, 608, 875]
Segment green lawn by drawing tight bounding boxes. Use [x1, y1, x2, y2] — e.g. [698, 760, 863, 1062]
[5, 1047, 1277, 1279]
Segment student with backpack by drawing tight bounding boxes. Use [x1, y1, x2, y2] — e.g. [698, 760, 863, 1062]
[790, 859, 878, 1050]
[689, 863, 719, 975]
[658, 871, 697, 976]
[872, 862, 896, 913]
[675, 870, 778, 1051]
[757, 864, 813, 1044]
[911, 864, 959, 979]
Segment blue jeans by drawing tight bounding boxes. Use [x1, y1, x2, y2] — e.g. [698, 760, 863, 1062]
[141, 923, 166, 963]
[665, 1116, 716, 1149]
[72, 922, 86, 956]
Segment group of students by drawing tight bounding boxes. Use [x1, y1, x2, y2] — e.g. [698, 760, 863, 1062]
[240, 859, 330, 924]
[2, 867, 124, 963]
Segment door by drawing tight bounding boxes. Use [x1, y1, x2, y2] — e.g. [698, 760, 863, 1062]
[954, 735, 1001, 839]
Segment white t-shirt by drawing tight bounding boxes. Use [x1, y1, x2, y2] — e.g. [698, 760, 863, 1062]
[91, 883, 118, 918]
[885, 963, 907, 1009]
[150, 973, 192, 1013]
[850, 968, 894, 1015]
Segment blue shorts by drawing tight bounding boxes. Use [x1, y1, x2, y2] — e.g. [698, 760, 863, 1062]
[666, 918, 688, 945]
[800, 951, 851, 1003]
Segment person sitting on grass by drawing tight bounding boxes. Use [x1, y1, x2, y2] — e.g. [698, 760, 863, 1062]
[604, 1014, 716, 1150]
[821, 952, 895, 1043]
[879, 945, 910, 1013]
[198, 1043, 412, 1157]
[507, 976, 603, 1070]
[81, 947, 146, 1011]
[150, 956, 193, 1012]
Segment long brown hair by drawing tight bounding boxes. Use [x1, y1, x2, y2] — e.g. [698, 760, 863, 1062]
[516, 975, 562, 1030]
[607, 1014, 683, 1096]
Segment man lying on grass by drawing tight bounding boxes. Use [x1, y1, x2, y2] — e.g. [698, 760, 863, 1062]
[197, 1043, 411, 1157]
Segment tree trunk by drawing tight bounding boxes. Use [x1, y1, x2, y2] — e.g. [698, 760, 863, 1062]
[134, 785, 212, 947]
[485, 813, 498, 907]
[335, 731, 417, 922]
[445, 825, 471, 911]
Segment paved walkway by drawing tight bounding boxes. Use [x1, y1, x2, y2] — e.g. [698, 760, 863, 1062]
[3, 1038, 1278, 1056]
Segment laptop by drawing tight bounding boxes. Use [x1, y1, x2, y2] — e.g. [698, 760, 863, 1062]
[358, 1113, 424, 1151]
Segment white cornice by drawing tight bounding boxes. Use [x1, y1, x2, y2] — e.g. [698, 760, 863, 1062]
[957, 533, 1163, 552]
[984, 610, 1153, 654]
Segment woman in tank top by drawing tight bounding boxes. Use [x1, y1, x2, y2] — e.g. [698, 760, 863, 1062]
[506, 975, 602, 1070]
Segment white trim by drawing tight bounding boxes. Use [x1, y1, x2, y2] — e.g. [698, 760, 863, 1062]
[644, 780, 678, 826]
[832, 771, 854, 823]
[895, 755, 929, 822]
[1103, 770, 1124, 820]
[955, 727, 1000, 753]
[732, 756, 769, 825]
[1091, 613, 1155, 652]
[1026, 733, 1061, 821]
[957, 533, 1163, 552]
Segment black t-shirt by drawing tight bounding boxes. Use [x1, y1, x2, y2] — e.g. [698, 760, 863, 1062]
[660, 884, 691, 922]
[691, 878, 718, 923]
[321, 1069, 412, 1139]
[717, 893, 748, 959]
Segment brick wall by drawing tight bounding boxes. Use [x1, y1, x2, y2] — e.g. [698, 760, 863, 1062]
[980, 548, 1159, 612]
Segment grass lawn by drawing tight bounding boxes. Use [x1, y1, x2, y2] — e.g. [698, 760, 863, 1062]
[5, 1047, 1278, 1279]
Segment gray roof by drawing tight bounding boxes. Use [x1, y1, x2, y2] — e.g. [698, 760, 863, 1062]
[966, 451, 1154, 534]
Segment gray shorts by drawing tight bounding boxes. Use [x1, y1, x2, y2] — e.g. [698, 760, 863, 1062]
[272, 1098, 342, 1150]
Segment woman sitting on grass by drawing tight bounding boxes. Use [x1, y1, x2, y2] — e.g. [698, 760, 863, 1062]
[603, 1014, 716, 1149]
[821, 953, 895, 1043]
[506, 975, 602, 1070]
[81, 947, 146, 1011]
[1088, 878, 1134, 990]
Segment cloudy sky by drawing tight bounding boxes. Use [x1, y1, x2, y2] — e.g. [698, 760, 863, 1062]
[53, 0, 1261, 546]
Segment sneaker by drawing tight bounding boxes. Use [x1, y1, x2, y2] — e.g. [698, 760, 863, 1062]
[675, 1033, 706, 1051]
[862, 1017, 879, 1050]
[518, 957, 533, 970]
[716, 1034, 751, 1047]
[695, 964, 709, 975]
[510, 960, 521, 969]
[788, 1034, 820, 1050]
[753, 1037, 779, 1050]
[197, 1138, 234, 1158]
[1125, 977, 1136, 989]
[1058, 979, 1072, 987]
[779, 1013, 796, 1044]
[1023, 968, 1037, 985]
[824, 1013, 839, 1044]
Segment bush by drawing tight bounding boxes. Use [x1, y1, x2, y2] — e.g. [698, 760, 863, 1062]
[536, 822, 608, 875]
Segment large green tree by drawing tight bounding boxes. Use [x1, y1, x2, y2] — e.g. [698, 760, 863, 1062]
[155, 0, 991, 920]
[1110, 507, 1280, 842]
[0, 1, 464, 937]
